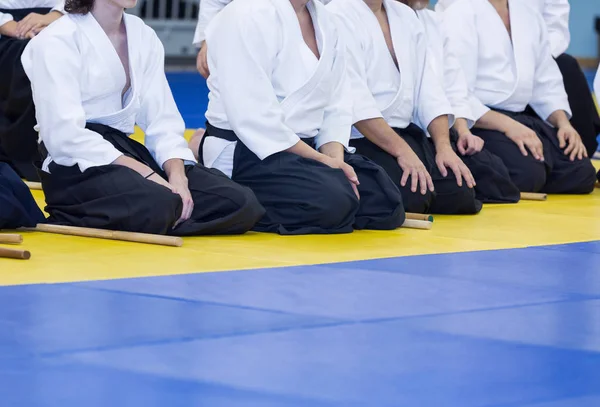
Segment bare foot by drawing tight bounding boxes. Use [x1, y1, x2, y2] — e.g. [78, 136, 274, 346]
[188, 128, 206, 161]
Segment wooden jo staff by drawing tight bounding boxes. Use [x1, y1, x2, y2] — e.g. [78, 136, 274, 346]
[0, 233, 30, 260]
[30, 224, 183, 247]
[0, 233, 23, 244]
[520, 192, 547, 201]
[405, 213, 434, 222]
[0, 247, 31, 260]
[402, 219, 433, 230]
[24, 181, 42, 190]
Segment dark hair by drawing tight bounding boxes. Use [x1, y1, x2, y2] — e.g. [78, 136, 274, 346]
[64, 0, 95, 14]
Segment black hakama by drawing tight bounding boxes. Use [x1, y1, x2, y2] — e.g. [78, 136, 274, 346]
[471, 109, 597, 194]
[0, 162, 44, 229]
[350, 124, 483, 214]
[200, 124, 405, 235]
[0, 8, 49, 182]
[449, 129, 521, 204]
[554, 53, 600, 157]
[39, 123, 265, 235]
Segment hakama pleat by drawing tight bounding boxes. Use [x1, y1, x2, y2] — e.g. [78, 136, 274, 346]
[202, 124, 404, 235]
[471, 109, 597, 194]
[0, 8, 49, 182]
[40, 123, 264, 235]
[554, 53, 600, 156]
[0, 162, 45, 229]
[350, 124, 482, 215]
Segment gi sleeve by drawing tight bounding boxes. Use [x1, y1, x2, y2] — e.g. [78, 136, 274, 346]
[529, 15, 571, 121]
[137, 32, 197, 168]
[442, 4, 490, 122]
[440, 21, 475, 127]
[21, 33, 123, 172]
[542, 0, 570, 58]
[52, 1, 67, 14]
[413, 31, 454, 132]
[206, 6, 300, 160]
[192, 0, 232, 47]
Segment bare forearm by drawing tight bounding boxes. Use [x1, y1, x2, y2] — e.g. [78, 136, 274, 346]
[285, 140, 329, 164]
[318, 141, 345, 161]
[163, 158, 186, 181]
[112, 155, 154, 177]
[428, 115, 452, 151]
[474, 110, 517, 133]
[547, 110, 571, 128]
[354, 117, 412, 158]
[453, 118, 471, 136]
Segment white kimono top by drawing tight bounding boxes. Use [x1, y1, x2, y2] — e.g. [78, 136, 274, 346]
[203, 0, 352, 176]
[0, 0, 64, 36]
[442, 0, 571, 121]
[21, 13, 196, 173]
[327, 0, 452, 138]
[192, 0, 332, 47]
[416, 8, 479, 127]
[436, 0, 570, 58]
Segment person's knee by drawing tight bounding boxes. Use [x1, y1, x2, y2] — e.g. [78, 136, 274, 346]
[569, 160, 597, 194]
[449, 184, 482, 214]
[224, 183, 266, 233]
[402, 189, 434, 214]
[313, 181, 360, 229]
[512, 160, 547, 192]
[130, 186, 182, 234]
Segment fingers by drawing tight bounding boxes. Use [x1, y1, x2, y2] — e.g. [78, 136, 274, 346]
[417, 169, 428, 195]
[410, 169, 419, 193]
[516, 140, 529, 157]
[342, 164, 359, 185]
[17, 17, 36, 38]
[556, 129, 566, 148]
[426, 171, 434, 192]
[436, 158, 448, 178]
[351, 183, 360, 200]
[400, 166, 410, 187]
[457, 138, 467, 156]
[465, 139, 478, 155]
[450, 163, 463, 187]
[461, 163, 476, 188]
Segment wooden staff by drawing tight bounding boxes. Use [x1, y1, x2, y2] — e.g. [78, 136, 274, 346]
[0, 234, 23, 244]
[23, 181, 42, 190]
[402, 219, 433, 230]
[520, 192, 547, 201]
[31, 224, 183, 247]
[0, 247, 31, 260]
[405, 213, 434, 222]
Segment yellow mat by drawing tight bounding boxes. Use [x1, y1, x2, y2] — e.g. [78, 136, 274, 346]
[1, 129, 599, 287]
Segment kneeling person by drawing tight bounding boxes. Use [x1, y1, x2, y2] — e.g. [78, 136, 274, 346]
[21, 0, 264, 235]
[191, 0, 405, 234]
[443, 0, 596, 194]
[328, 0, 482, 214]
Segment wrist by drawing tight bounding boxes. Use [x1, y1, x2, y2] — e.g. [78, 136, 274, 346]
[433, 138, 453, 153]
[453, 118, 470, 136]
[44, 11, 62, 24]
